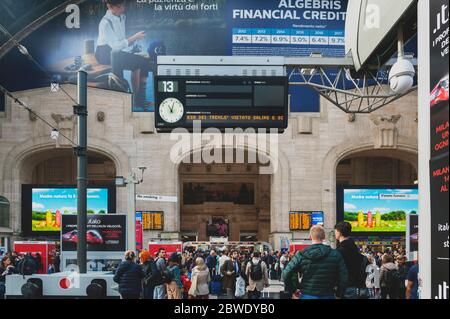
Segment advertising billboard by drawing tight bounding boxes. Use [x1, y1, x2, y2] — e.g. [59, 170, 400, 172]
[338, 187, 418, 233]
[429, 0, 449, 299]
[0, 0, 349, 113]
[61, 214, 126, 252]
[21, 185, 116, 237]
[406, 214, 419, 257]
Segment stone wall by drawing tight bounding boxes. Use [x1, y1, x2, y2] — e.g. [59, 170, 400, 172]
[0, 85, 418, 249]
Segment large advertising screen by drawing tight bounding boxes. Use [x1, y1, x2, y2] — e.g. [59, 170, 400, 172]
[429, 0, 449, 299]
[31, 188, 108, 232]
[0, 0, 349, 113]
[21, 185, 116, 236]
[338, 187, 418, 233]
[61, 214, 126, 252]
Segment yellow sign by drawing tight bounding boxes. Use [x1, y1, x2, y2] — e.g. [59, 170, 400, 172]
[289, 212, 312, 231]
[142, 212, 164, 230]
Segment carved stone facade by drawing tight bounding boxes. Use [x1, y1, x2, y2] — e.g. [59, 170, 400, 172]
[370, 114, 402, 149]
[0, 85, 419, 249]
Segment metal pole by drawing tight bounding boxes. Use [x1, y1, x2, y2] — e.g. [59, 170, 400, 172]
[75, 71, 88, 273]
[127, 174, 137, 252]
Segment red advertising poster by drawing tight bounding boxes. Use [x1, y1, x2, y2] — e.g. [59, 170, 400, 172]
[148, 242, 183, 259]
[136, 213, 143, 252]
[13, 241, 57, 274]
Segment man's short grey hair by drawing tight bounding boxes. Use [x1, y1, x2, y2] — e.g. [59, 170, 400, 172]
[310, 225, 326, 241]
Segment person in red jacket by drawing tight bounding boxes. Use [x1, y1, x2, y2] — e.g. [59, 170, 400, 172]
[180, 268, 191, 299]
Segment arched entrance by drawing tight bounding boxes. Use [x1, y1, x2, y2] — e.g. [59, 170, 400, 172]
[335, 149, 418, 252]
[179, 160, 271, 242]
[336, 151, 418, 186]
[29, 149, 117, 186]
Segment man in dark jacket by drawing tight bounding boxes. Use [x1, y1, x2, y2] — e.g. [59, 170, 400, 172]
[206, 250, 217, 277]
[335, 222, 369, 299]
[282, 225, 348, 299]
[220, 250, 241, 299]
[114, 250, 145, 299]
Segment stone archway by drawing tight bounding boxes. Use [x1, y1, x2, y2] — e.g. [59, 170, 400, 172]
[321, 137, 418, 233]
[1, 137, 131, 236]
[169, 145, 292, 248]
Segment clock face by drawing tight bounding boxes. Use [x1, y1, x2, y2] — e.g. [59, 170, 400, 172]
[159, 98, 184, 124]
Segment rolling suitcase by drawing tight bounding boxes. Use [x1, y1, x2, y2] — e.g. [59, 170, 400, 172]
[210, 275, 223, 295]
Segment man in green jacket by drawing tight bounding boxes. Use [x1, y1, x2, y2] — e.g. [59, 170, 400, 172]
[282, 225, 348, 299]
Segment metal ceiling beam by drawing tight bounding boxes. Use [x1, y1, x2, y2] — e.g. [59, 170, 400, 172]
[0, 0, 87, 59]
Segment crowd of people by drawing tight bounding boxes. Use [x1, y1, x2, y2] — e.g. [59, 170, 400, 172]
[112, 222, 419, 300]
[1, 222, 420, 300]
[281, 223, 420, 300]
[113, 247, 273, 299]
[0, 250, 61, 298]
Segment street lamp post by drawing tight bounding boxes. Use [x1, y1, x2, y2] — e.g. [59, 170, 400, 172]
[74, 71, 88, 274]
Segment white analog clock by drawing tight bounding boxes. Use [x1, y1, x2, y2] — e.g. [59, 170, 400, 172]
[159, 98, 184, 123]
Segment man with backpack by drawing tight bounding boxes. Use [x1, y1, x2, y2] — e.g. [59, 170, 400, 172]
[335, 222, 370, 299]
[245, 252, 269, 299]
[206, 250, 217, 278]
[380, 254, 400, 299]
[17, 253, 39, 276]
[140, 250, 162, 299]
[154, 248, 167, 299]
[282, 226, 348, 299]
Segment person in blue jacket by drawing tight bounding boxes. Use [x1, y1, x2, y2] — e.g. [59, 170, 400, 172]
[114, 250, 145, 299]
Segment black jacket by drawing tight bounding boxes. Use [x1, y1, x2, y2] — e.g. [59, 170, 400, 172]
[142, 259, 162, 287]
[336, 238, 367, 288]
[114, 261, 145, 296]
[282, 244, 348, 297]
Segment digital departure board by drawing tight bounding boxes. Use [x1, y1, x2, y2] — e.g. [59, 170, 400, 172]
[155, 76, 288, 132]
[289, 211, 324, 231]
[141, 211, 164, 231]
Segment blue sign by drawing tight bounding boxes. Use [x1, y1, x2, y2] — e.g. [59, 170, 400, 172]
[311, 211, 325, 226]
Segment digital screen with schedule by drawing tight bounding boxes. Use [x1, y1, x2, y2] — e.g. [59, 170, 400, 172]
[155, 76, 288, 132]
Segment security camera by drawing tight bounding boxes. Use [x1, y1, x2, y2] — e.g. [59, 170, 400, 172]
[389, 58, 415, 94]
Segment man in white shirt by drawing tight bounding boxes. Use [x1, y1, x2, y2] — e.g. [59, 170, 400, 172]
[96, 0, 149, 104]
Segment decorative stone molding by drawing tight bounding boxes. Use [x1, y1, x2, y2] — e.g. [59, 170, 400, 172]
[97, 111, 105, 122]
[347, 113, 356, 123]
[51, 114, 76, 147]
[370, 114, 402, 149]
[297, 116, 313, 134]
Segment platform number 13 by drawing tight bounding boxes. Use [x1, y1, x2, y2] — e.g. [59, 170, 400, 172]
[162, 81, 174, 93]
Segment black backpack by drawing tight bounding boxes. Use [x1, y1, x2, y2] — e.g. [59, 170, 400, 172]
[142, 261, 163, 286]
[161, 266, 174, 284]
[250, 260, 263, 281]
[18, 257, 38, 276]
[384, 269, 401, 289]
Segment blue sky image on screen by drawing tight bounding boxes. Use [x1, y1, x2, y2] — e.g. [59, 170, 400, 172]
[32, 188, 108, 214]
[343, 188, 418, 232]
[31, 188, 108, 232]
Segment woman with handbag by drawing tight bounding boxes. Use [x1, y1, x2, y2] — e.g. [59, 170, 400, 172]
[189, 258, 211, 299]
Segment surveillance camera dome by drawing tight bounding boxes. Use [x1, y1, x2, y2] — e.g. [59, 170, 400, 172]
[389, 58, 415, 94]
